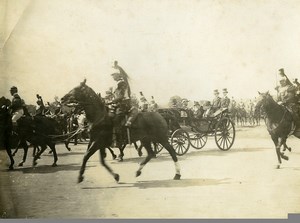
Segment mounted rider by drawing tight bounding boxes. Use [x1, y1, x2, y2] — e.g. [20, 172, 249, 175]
[275, 68, 299, 124]
[110, 61, 138, 127]
[9, 86, 26, 127]
[149, 96, 158, 112]
[36, 94, 45, 116]
[139, 91, 149, 112]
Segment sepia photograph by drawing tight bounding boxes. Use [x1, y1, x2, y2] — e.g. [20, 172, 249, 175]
[1, 0, 300, 220]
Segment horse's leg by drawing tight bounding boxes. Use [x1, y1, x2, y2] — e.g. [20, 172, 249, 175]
[64, 139, 71, 151]
[106, 147, 117, 160]
[99, 148, 119, 182]
[18, 140, 28, 166]
[282, 142, 292, 152]
[5, 144, 14, 170]
[136, 140, 155, 177]
[118, 143, 127, 162]
[159, 141, 181, 180]
[135, 142, 143, 157]
[32, 144, 47, 166]
[48, 142, 58, 167]
[271, 135, 282, 169]
[78, 141, 98, 183]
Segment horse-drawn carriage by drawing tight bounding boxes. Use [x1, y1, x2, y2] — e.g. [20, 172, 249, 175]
[155, 106, 236, 156]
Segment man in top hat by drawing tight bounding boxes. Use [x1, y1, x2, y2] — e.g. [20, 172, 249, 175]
[211, 89, 221, 114]
[110, 61, 138, 127]
[9, 86, 25, 126]
[193, 101, 204, 119]
[221, 88, 230, 109]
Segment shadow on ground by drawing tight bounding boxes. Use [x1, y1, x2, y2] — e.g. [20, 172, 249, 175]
[81, 177, 231, 190]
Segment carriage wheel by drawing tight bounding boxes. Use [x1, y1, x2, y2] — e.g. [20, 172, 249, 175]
[214, 117, 235, 151]
[189, 133, 208, 149]
[170, 129, 190, 156]
[153, 143, 164, 154]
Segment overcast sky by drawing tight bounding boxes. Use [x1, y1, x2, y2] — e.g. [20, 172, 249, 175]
[1, 0, 300, 106]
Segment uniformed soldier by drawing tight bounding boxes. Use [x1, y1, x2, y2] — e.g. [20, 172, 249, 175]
[276, 68, 299, 123]
[149, 96, 158, 112]
[110, 61, 138, 127]
[293, 78, 300, 102]
[221, 88, 230, 109]
[9, 86, 25, 126]
[211, 89, 221, 114]
[139, 92, 149, 112]
[35, 94, 45, 116]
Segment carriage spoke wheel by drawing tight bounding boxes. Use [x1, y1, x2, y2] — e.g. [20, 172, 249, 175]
[153, 143, 164, 154]
[189, 133, 208, 149]
[171, 129, 190, 156]
[215, 117, 235, 151]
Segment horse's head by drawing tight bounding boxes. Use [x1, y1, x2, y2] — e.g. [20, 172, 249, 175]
[61, 79, 100, 105]
[0, 96, 11, 113]
[255, 91, 273, 112]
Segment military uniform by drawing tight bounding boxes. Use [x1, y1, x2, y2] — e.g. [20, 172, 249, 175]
[9, 87, 25, 124]
[276, 69, 299, 124]
[111, 61, 138, 127]
[149, 96, 158, 112]
[139, 92, 149, 112]
[36, 95, 45, 116]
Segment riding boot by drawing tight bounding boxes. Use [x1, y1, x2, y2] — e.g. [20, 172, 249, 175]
[125, 107, 138, 127]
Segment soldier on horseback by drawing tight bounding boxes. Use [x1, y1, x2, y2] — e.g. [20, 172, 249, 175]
[139, 91, 149, 112]
[276, 68, 300, 125]
[36, 94, 45, 116]
[110, 61, 138, 127]
[9, 86, 26, 128]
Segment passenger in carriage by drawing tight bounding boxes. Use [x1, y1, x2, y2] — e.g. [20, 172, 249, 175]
[9, 86, 26, 127]
[180, 98, 189, 124]
[192, 101, 204, 119]
[211, 89, 221, 113]
[221, 88, 230, 109]
[202, 101, 212, 118]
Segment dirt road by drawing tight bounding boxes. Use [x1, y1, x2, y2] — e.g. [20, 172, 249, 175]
[1, 125, 300, 218]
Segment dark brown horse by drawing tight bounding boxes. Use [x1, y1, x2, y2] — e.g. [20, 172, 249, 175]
[0, 96, 62, 169]
[61, 80, 181, 183]
[255, 92, 300, 168]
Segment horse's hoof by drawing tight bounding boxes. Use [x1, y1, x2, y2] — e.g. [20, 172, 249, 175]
[8, 166, 14, 171]
[288, 147, 292, 152]
[48, 151, 52, 154]
[118, 158, 123, 162]
[52, 163, 57, 167]
[114, 174, 120, 182]
[173, 174, 181, 180]
[18, 162, 23, 167]
[78, 175, 84, 183]
[136, 170, 142, 177]
[67, 148, 71, 151]
[138, 151, 143, 157]
[112, 154, 117, 160]
[276, 164, 281, 169]
[32, 161, 38, 166]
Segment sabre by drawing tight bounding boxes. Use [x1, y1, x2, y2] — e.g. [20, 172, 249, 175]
[125, 115, 131, 144]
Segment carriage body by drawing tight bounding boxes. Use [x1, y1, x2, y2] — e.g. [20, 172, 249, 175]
[156, 107, 236, 155]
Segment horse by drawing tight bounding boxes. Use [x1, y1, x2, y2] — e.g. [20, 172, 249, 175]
[0, 96, 63, 169]
[255, 91, 300, 168]
[61, 79, 181, 183]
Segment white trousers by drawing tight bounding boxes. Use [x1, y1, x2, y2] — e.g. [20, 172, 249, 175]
[12, 109, 24, 124]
